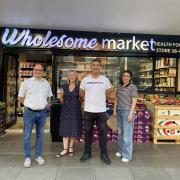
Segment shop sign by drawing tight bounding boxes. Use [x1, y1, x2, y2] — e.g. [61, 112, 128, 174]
[1, 28, 155, 51]
[0, 27, 180, 56]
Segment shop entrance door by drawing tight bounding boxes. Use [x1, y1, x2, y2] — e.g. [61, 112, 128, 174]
[3, 54, 18, 128]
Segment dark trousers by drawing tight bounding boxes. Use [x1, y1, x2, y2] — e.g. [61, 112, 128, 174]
[84, 111, 108, 154]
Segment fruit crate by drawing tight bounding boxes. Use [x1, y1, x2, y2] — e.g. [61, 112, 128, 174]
[146, 103, 180, 144]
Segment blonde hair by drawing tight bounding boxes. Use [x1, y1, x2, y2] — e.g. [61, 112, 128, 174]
[67, 70, 79, 86]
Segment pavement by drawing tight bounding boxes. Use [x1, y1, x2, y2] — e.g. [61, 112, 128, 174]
[0, 133, 180, 180]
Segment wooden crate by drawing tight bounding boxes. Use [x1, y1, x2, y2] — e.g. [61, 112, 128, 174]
[153, 136, 180, 144]
[146, 103, 180, 144]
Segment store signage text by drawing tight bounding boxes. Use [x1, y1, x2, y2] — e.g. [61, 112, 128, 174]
[155, 41, 180, 54]
[102, 38, 155, 51]
[1, 28, 155, 52]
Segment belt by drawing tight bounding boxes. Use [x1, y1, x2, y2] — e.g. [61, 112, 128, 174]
[26, 107, 45, 112]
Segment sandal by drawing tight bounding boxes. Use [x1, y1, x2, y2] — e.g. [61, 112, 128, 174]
[56, 149, 68, 158]
[69, 147, 74, 157]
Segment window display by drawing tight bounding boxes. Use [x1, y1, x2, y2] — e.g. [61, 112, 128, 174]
[56, 56, 122, 96]
[154, 58, 177, 92]
[56, 56, 179, 94]
[121, 57, 153, 91]
[138, 58, 153, 90]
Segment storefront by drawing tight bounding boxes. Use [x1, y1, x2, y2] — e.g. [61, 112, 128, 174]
[0, 27, 180, 143]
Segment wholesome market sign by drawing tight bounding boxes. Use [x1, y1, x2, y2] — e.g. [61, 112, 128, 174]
[1, 28, 155, 51]
[1, 27, 180, 56]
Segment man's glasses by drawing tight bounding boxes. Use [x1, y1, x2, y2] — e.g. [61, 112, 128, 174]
[33, 69, 43, 72]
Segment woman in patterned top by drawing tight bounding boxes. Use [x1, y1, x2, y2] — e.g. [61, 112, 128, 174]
[113, 70, 138, 162]
[56, 70, 82, 157]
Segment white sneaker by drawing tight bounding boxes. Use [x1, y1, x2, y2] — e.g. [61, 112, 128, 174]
[122, 158, 130, 163]
[35, 156, 45, 165]
[115, 152, 122, 157]
[24, 158, 31, 168]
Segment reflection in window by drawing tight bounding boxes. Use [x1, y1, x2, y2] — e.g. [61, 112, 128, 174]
[56, 56, 154, 94]
[126, 57, 153, 91]
[56, 56, 121, 89]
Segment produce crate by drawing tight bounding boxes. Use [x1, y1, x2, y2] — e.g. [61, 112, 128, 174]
[146, 103, 180, 144]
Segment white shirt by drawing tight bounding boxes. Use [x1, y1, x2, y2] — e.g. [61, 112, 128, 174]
[80, 75, 111, 113]
[18, 77, 53, 110]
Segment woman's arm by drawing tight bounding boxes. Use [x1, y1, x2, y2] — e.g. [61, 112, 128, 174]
[59, 88, 64, 103]
[79, 89, 85, 101]
[113, 95, 117, 116]
[112, 89, 117, 116]
[106, 88, 111, 100]
[128, 98, 137, 123]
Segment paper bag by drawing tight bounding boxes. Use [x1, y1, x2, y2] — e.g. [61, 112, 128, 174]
[107, 116, 117, 132]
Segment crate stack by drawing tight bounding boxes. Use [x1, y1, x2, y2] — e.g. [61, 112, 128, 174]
[149, 104, 180, 144]
[78, 103, 152, 144]
[0, 102, 6, 136]
[133, 104, 151, 144]
[78, 121, 118, 144]
[78, 103, 118, 143]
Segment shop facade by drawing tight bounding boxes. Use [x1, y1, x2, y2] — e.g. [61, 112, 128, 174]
[0, 27, 180, 142]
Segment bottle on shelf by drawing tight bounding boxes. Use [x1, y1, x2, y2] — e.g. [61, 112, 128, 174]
[139, 59, 153, 89]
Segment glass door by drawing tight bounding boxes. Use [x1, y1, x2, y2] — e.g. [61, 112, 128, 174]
[3, 54, 18, 127]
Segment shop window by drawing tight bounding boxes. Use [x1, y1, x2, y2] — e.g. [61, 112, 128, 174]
[117, 57, 153, 92]
[56, 56, 122, 95]
[154, 58, 177, 92]
[55, 56, 179, 95]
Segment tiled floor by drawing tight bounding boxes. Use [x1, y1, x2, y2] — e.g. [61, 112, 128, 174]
[0, 133, 180, 180]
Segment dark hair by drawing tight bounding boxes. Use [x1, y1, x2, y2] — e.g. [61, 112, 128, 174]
[91, 58, 101, 66]
[120, 70, 133, 87]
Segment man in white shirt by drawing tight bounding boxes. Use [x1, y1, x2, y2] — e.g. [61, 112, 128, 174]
[80, 59, 112, 165]
[18, 64, 53, 168]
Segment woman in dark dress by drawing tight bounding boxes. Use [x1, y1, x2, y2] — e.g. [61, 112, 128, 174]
[56, 70, 82, 157]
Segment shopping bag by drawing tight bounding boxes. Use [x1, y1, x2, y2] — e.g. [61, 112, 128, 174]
[107, 116, 117, 132]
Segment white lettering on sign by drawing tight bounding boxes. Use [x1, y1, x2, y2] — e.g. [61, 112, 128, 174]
[1, 28, 156, 51]
[102, 36, 155, 51]
[1, 28, 98, 49]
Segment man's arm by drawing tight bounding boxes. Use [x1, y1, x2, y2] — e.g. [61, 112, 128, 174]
[106, 88, 111, 100]
[18, 97, 25, 105]
[18, 81, 26, 106]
